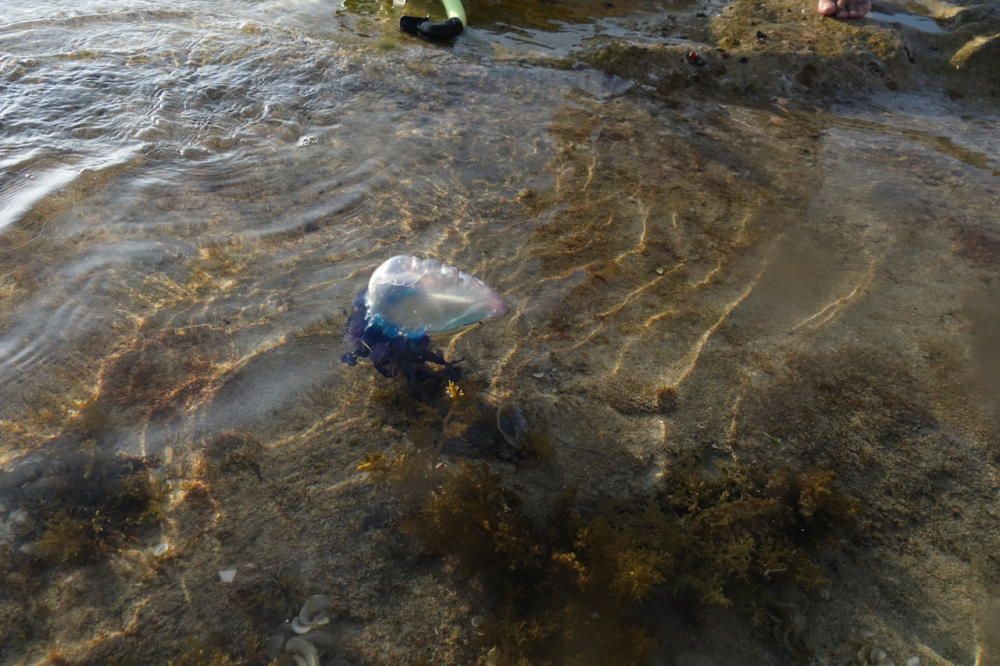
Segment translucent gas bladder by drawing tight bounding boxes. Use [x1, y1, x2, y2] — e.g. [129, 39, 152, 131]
[342, 256, 509, 379]
[364, 255, 509, 338]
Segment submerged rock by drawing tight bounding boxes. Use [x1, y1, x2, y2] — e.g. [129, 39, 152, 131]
[496, 402, 529, 451]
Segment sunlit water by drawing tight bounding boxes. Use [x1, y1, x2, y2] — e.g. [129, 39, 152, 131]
[1, 0, 998, 663]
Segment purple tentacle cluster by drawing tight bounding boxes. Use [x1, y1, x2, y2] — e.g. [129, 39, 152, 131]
[340, 292, 461, 383]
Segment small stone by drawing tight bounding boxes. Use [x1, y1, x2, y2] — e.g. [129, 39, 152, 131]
[218, 568, 237, 583]
[532, 371, 545, 379]
[153, 542, 169, 557]
[906, 658, 920, 666]
[497, 402, 530, 450]
[2, 509, 35, 542]
[871, 648, 893, 666]
[655, 267, 665, 275]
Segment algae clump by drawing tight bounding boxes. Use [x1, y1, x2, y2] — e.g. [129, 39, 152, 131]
[366, 448, 857, 665]
[15, 446, 167, 567]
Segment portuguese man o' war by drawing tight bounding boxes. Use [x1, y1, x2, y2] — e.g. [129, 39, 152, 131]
[341, 255, 509, 380]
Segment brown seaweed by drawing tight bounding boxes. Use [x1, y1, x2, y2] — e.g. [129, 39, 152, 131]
[365, 449, 858, 665]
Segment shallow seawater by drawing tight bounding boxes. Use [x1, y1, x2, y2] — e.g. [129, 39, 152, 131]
[867, 10, 944, 33]
[1, 0, 998, 664]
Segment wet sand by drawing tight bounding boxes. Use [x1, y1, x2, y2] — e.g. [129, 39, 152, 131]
[0, 0, 998, 664]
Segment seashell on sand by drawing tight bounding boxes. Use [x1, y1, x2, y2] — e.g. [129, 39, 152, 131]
[284, 637, 320, 666]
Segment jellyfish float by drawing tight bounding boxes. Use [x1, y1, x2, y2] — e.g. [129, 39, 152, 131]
[341, 255, 509, 382]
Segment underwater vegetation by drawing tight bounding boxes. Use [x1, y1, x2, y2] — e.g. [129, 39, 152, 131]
[362, 448, 858, 665]
[166, 644, 240, 666]
[366, 372, 551, 465]
[228, 570, 308, 631]
[204, 431, 265, 483]
[0, 442, 167, 662]
[157, 578, 338, 665]
[341, 256, 508, 381]
[4, 443, 166, 568]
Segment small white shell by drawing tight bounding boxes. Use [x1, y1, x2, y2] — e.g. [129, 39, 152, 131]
[299, 594, 333, 626]
[218, 568, 237, 583]
[284, 637, 320, 666]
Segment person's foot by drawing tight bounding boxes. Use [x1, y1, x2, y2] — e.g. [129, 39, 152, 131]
[818, 0, 872, 18]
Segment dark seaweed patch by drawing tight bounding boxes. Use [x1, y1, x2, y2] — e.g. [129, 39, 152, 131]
[365, 448, 857, 665]
[5, 443, 165, 568]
